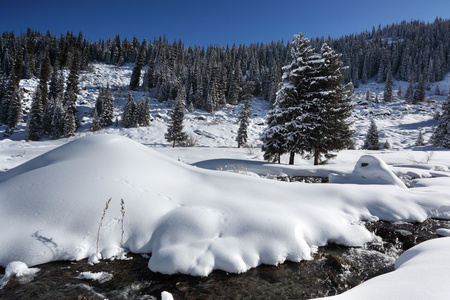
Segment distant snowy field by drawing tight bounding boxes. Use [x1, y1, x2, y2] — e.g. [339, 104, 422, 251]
[1, 63, 450, 299]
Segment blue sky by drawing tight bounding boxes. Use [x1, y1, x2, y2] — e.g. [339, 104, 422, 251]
[1, 0, 449, 46]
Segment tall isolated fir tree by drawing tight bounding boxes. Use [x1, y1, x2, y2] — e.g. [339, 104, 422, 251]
[262, 34, 353, 165]
[165, 85, 187, 147]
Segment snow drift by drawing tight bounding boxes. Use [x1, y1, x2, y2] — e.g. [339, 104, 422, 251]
[0, 134, 449, 276]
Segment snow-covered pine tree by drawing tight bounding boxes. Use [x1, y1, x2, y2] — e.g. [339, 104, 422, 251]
[121, 91, 138, 128]
[100, 83, 114, 127]
[397, 85, 402, 99]
[412, 70, 427, 104]
[433, 92, 450, 148]
[5, 88, 24, 135]
[415, 129, 425, 146]
[1, 50, 23, 125]
[90, 108, 102, 132]
[262, 33, 315, 165]
[365, 89, 371, 103]
[129, 40, 146, 91]
[165, 84, 187, 147]
[63, 46, 81, 137]
[137, 94, 150, 126]
[48, 63, 65, 102]
[50, 97, 66, 139]
[435, 84, 441, 96]
[363, 119, 380, 150]
[27, 54, 52, 141]
[27, 88, 44, 140]
[297, 43, 354, 165]
[384, 63, 393, 102]
[236, 81, 254, 148]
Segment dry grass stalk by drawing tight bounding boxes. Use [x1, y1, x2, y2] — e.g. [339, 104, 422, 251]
[96, 198, 112, 254]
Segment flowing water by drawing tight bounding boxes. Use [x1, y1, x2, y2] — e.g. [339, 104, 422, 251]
[1, 219, 449, 299]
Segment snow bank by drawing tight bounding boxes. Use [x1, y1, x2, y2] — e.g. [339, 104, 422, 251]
[318, 237, 450, 300]
[329, 155, 406, 188]
[0, 134, 449, 276]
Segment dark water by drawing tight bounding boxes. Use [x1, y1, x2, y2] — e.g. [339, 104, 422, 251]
[1, 219, 449, 300]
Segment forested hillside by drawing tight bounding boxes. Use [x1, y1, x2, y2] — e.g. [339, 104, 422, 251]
[0, 18, 449, 138]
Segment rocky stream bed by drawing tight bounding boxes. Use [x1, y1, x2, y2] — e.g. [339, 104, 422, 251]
[1, 218, 449, 300]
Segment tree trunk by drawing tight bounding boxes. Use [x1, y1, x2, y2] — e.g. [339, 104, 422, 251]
[314, 146, 319, 165]
[289, 152, 295, 165]
[172, 140, 176, 148]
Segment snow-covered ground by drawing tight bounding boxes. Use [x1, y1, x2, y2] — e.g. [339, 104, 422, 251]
[1, 63, 450, 299]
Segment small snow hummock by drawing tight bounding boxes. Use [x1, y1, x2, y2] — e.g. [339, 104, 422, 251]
[329, 155, 407, 188]
[0, 261, 40, 289]
[77, 271, 113, 283]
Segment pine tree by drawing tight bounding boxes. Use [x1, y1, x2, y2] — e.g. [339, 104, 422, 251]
[397, 85, 402, 99]
[262, 35, 353, 165]
[433, 92, 450, 148]
[27, 87, 44, 140]
[262, 33, 314, 165]
[236, 81, 254, 148]
[415, 129, 425, 146]
[129, 40, 146, 91]
[1, 50, 23, 125]
[100, 83, 114, 127]
[63, 46, 81, 137]
[5, 88, 24, 135]
[137, 94, 150, 126]
[363, 119, 380, 150]
[435, 84, 441, 96]
[412, 70, 427, 104]
[165, 85, 187, 147]
[384, 63, 393, 102]
[90, 108, 102, 132]
[121, 91, 137, 128]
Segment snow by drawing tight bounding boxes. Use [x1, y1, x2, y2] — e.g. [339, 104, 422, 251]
[0, 261, 40, 289]
[329, 155, 407, 188]
[77, 271, 113, 283]
[0, 134, 449, 279]
[0, 63, 450, 298]
[316, 237, 450, 300]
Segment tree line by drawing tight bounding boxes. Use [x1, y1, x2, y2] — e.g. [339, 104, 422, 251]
[0, 18, 449, 142]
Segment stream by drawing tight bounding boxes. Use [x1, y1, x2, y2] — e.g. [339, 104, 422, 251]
[1, 218, 449, 299]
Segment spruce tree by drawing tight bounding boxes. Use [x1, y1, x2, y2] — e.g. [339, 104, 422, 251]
[415, 129, 425, 146]
[300, 43, 353, 165]
[63, 47, 81, 137]
[129, 40, 146, 91]
[5, 88, 24, 135]
[27, 87, 44, 140]
[384, 64, 393, 102]
[100, 83, 114, 127]
[433, 92, 450, 148]
[363, 119, 380, 150]
[412, 70, 427, 104]
[121, 91, 138, 128]
[262, 33, 315, 165]
[165, 85, 187, 147]
[236, 81, 254, 148]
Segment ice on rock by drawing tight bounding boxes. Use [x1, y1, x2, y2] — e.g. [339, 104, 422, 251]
[329, 155, 407, 189]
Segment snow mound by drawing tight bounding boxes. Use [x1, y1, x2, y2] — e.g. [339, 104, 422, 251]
[1, 134, 449, 276]
[329, 155, 407, 188]
[0, 261, 40, 289]
[77, 271, 113, 283]
[319, 237, 450, 300]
